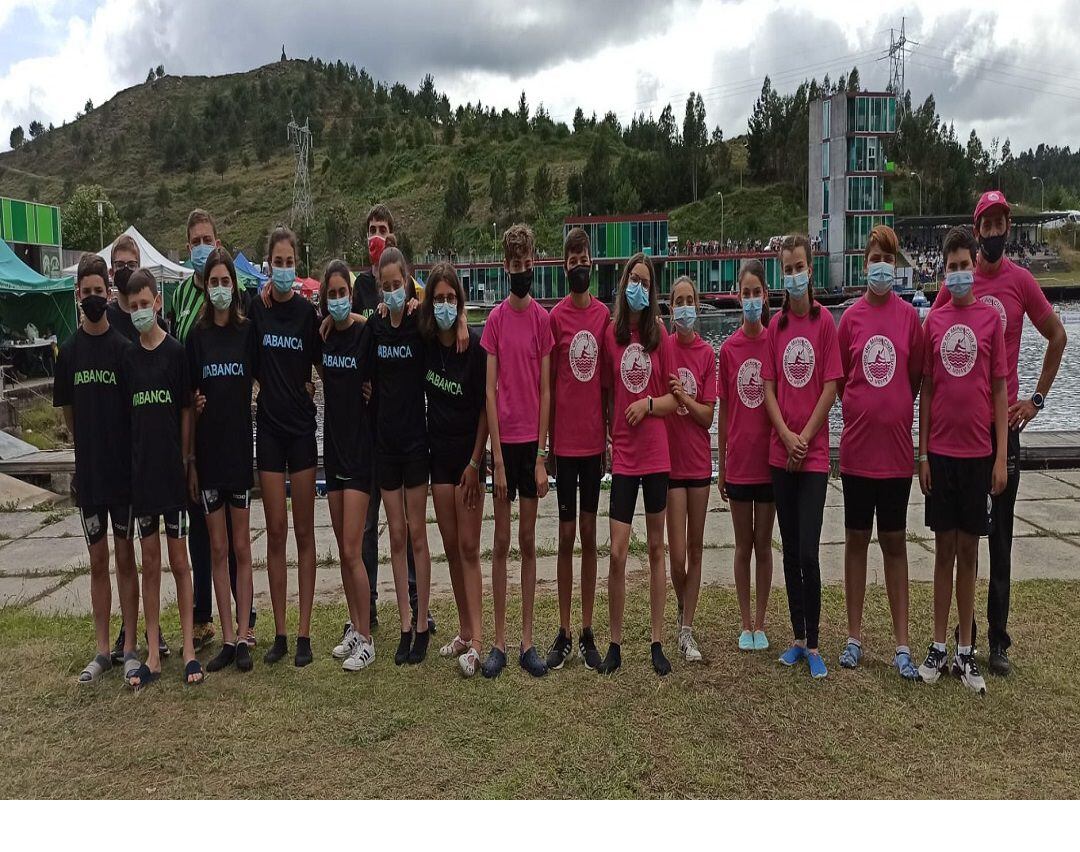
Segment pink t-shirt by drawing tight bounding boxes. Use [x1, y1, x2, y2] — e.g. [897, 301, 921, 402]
[932, 257, 1053, 404]
[761, 305, 843, 473]
[480, 297, 554, 444]
[664, 332, 717, 480]
[549, 295, 610, 458]
[601, 322, 673, 476]
[837, 293, 923, 479]
[718, 325, 772, 485]
[923, 298, 1008, 458]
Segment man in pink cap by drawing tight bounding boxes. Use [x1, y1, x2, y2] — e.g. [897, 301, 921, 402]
[932, 190, 1067, 676]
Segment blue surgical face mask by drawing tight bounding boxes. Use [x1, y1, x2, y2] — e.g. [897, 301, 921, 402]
[625, 280, 649, 312]
[435, 301, 458, 331]
[742, 296, 763, 324]
[191, 242, 214, 276]
[131, 306, 156, 333]
[673, 304, 697, 330]
[783, 270, 809, 298]
[945, 269, 974, 298]
[385, 285, 406, 313]
[271, 266, 295, 294]
[327, 295, 352, 322]
[866, 261, 895, 295]
[208, 285, 233, 311]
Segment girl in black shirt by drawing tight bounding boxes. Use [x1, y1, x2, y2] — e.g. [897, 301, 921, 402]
[185, 248, 256, 674]
[249, 227, 322, 667]
[421, 263, 489, 676]
[320, 260, 376, 671]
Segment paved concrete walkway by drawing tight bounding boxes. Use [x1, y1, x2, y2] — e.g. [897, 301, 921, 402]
[2, 470, 1079, 616]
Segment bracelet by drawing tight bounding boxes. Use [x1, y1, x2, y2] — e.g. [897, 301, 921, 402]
[537, 448, 548, 459]
[647, 395, 653, 413]
[468, 457, 480, 471]
[918, 454, 929, 463]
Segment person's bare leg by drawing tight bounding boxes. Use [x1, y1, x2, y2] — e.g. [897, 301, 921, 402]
[879, 530, 910, 648]
[731, 500, 754, 631]
[290, 467, 317, 638]
[682, 486, 708, 628]
[492, 496, 512, 651]
[646, 510, 668, 643]
[259, 472, 289, 636]
[433, 485, 467, 641]
[843, 528, 872, 643]
[139, 532, 162, 676]
[752, 502, 776, 632]
[114, 534, 139, 654]
[167, 535, 197, 677]
[556, 519, 576, 634]
[382, 488, 413, 632]
[666, 487, 688, 611]
[457, 483, 485, 651]
[206, 508, 236, 646]
[328, 491, 358, 627]
[87, 539, 112, 657]
[518, 497, 539, 650]
[579, 511, 598, 631]
[933, 531, 958, 645]
[405, 484, 432, 634]
[608, 519, 631, 644]
[955, 531, 978, 648]
[341, 490, 371, 636]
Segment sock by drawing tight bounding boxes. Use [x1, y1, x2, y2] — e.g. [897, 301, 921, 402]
[958, 644, 972, 656]
[896, 645, 911, 656]
[933, 641, 946, 653]
[846, 637, 862, 648]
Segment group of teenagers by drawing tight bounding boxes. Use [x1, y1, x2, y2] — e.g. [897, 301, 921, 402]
[57, 189, 1066, 694]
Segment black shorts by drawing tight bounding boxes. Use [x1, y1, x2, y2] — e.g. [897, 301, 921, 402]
[256, 429, 317, 474]
[841, 474, 912, 533]
[80, 504, 134, 546]
[724, 481, 774, 503]
[430, 439, 475, 486]
[136, 508, 189, 540]
[925, 454, 993, 537]
[325, 474, 371, 494]
[499, 441, 539, 502]
[378, 455, 429, 492]
[609, 472, 669, 524]
[200, 488, 251, 515]
[669, 476, 712, 490]
[555, 454, 603, 522]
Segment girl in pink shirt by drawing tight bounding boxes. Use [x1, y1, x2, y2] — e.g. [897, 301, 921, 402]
[762, 234, 842, 680]
[717, 260, 774, 653]
[598, 253, 679, 677]
[664, 276, 717, 664]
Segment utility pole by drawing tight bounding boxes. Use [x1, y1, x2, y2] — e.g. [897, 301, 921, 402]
[716, 190, 725, 252]
[885, 17, 917, 118]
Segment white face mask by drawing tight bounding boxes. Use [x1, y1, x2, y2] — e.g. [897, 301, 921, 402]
[866, 261, 895, 295]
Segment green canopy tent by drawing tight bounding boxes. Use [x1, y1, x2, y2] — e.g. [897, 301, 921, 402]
[0, 238, 76, 345]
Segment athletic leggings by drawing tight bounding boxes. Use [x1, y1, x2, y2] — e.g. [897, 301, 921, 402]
[770, 467, 828, 649]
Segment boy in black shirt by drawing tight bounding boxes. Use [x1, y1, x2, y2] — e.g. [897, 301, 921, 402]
[53, 254, 139, 684]
[123, 269, 203, 687]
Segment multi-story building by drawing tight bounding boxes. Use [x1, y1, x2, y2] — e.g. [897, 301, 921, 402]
[1, 196, 63, 278]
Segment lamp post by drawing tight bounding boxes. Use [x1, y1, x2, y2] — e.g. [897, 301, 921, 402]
[716, 190, 725, 253]
[94, 199, 106, 249]
[1032, 175, 1045, 211]
[909, 172, 922, 217]
[492, 222, 497, 257]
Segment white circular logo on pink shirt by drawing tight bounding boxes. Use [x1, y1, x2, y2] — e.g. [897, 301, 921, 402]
[737, 358, 764, 409]
[782, 337, 815, 388]
[861, 335, 896, 388]
[569, 330, 598, 382]
[980, 295, 1007, 333]
[620, 342, 652, 394]
[940, 323, 978, 377]
[675, 367, 696, 416]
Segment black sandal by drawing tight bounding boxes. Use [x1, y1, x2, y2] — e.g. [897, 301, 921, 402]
[184, 659, 204, 686]
[127, 663, 159, 691]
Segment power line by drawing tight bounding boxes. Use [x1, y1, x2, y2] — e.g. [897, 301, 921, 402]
[906, 53, 1080, 105]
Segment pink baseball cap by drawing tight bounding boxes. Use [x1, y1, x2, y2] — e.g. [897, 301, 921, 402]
[974, 190, 1010, 224]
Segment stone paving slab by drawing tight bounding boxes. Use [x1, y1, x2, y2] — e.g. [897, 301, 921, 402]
[1017, 471, 1080, 501]
[27, 512, 83, 539]
[0, 535, 89, 575]
[0, 574, 61, 608]
[1013, 498, 1080, 536]
[0, 510, 47, 540]
[1046, 470, 1080, 490]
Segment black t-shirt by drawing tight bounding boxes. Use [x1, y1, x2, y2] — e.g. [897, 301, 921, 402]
[321, 320, 374, 479]
[425, 328, 487, 448]
[367, 310, 427, 457]
[186, 320, 255, 491]
[125, 335, 191, 514]
[351, 269, 381, 318]
[52, 326, 134, 507]
[249, 294, 322, 438]
[105, 300, 168, 343]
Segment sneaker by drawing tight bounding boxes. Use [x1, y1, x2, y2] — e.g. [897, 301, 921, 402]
[753, 630, 769, 651]
[294, 636, 313, 667]
[235, 641, 253, 672]
[110, 629, 126, 665]
[807, 651, 828, 679]
[678, 626, 702, 662]
[241, 627, 257, 647]
[778, 645, 807, 666]
[458, 647, 481, 677]
[342, 637, 375, 671]
[597, 642, 622, 675]
[145, 629, 170, 659]
[263, 634, 288, 665]
[545, 628, 574, 670]
[676, 603, 684, 630]
[918, 644, 949, 684]
[578, 627, 602, 671]
[956, 651, 987, 695]
[192, 621, 215, 652]
[988, 646, 1011, 677]
[407, 629, 430, 664]
[894, 649, 920, 681]
[332, 628, 361, 660]
[520, 645, 548, 678]
[738, 629, 754, 651]
[481, 646, 507, 679]
[839, 640, 863, 669]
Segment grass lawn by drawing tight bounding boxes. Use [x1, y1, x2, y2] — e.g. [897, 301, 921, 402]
[1, 579, 1078, 799]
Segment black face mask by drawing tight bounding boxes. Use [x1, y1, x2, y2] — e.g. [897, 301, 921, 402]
[979, 232, 1006, 264]
[113, 266, 133, 296]
[509, 269, 533, 298]
[81, 294, 108, 323]
[567, 264, 591, 294]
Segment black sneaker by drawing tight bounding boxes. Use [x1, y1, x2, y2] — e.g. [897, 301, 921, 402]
[144, 629, 170, 659]
[545, 628, 573, 670]
[370, 605, 379, 631]
[651, 641, 672, 677]
[481, 646, 507, 679]
[579, 628, 603, 671]
[207, 643, 236, 673]
[264, 634, 288, 665]
[520, 645, 548, 678]
[988, 646, 1011, 677]
[597, 642, 622, 675]
[918, 644, 949, 684]
[407, 629, 430, 665]
[110, 629, 126, 664]
[394, 631, 412, 666]
[294, 636, 313, 667]
[235, 641, 253, 672]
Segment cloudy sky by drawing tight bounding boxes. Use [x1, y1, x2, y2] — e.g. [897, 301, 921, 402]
[1, 0, 1078, 154]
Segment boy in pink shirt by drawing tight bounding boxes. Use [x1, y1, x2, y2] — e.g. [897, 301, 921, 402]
[544, 227, 610, 671]
[836, 225, 924, 680]
[480, 223, 554, 679]
[918, 226, 1008, 695]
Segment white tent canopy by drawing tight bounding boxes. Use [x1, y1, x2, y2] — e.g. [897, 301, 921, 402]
[63, 225, 190, 283]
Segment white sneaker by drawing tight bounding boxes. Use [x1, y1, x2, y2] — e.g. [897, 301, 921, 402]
[956, 652, 987, 695]
[342, 637, 375, 671]
[332, 628, 361, 660]
[458, 647, 481, 677]
[678, 626, 703, 662]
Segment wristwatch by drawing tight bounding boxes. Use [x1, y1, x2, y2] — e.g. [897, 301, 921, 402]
[1031, 391, 1045, 410]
